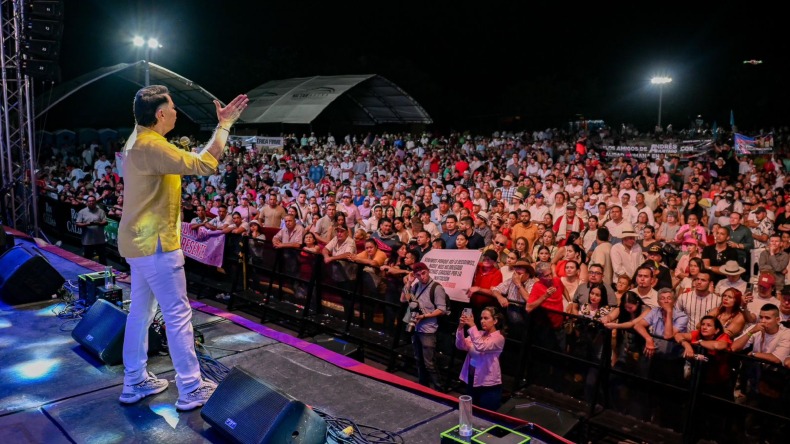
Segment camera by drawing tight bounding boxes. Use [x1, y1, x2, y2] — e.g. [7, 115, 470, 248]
[405, 300, 421, 333]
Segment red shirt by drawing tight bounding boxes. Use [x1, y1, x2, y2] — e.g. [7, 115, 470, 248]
[455, 160, 469, 175]
[690, 331, 732, 384]
[472, 265, 503, 290]
[528, 278, 565, 329]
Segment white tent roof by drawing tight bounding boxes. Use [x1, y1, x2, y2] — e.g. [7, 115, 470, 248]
[35, 66, 431, 128]
[35, 61, 224, 128]
[241, 74, 432, 125]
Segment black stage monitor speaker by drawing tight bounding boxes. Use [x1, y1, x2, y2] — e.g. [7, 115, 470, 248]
[71, 298, 127, 365]
[0, 245, 64, 305]
[201, 367, 327, 444]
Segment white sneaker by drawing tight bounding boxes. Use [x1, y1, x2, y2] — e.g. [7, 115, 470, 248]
[175, 379, 218, 411]
[119, 371, 169, 404]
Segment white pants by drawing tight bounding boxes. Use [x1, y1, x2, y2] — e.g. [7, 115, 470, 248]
[123, 248, 200, 395]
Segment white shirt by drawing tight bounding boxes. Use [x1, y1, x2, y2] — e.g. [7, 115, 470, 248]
[610, 242, 642, 279]
[634, 205, 655, 226]
[742, 325, 790, 362]
[528, 204, 549, 223]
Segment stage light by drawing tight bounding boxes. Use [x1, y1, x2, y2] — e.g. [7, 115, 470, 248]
[17, 337, 73, 350]
[0, 318, 11, 328]
[132, 36, 162, 85]
[34, 304, 59, 316]
[150, 403, 181, 429]
[650, 76, 672, 129]
[10, 358, 60, 381]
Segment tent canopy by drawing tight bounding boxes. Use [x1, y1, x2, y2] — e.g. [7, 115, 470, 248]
[35, 65, 431, 128]
[35, 61, 224, 128]
[241, 74, 432, 125]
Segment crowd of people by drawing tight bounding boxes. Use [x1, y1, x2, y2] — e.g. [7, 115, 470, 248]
[33, 125, 790, 420]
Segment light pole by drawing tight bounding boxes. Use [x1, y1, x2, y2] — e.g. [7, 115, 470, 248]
[650, 76, 672, 130]
[133, 36, 161, 86]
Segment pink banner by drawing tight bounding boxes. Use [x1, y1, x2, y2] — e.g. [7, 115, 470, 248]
[180, 223, 226, 266]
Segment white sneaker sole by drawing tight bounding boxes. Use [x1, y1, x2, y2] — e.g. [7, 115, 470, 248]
[118, 383, 169, 404]
[175, 399, 208, 411]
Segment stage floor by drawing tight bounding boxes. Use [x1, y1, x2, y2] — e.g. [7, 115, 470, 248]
[0, 240, 527, 443]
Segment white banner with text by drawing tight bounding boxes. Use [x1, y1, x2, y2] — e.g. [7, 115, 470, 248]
[420, 249, 482, 303]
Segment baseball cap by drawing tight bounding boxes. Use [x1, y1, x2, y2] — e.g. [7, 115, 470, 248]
[758, 273, 776, 289]
[647, 243, 663, 255]
[412, 262, 429, 273]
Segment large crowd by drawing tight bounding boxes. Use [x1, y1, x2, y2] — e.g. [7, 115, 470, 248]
[33, 125, 790, 427]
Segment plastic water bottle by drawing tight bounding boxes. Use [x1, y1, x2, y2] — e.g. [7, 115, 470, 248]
[105, 265, 113, 289]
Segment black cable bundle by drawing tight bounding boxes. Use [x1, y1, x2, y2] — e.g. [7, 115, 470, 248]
[52, 282, 88, 331]
[313, 407, 404, 444]
[195, 341, 231, 384]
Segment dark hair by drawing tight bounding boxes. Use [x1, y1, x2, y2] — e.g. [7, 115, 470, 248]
[698, 315, 724, 339]
[482, 306, 507, 335]
[597, 227, 610, 241]
[566, 242, 586, 263]
[688, 257, 705, 274]
[588, 282, 608, 306]
[617, 291, 646, 323]
[134, 85, 170, 127]
[433, 238, 446, 249]
[387, 241, 405, 265]
[302, 231, 317, 246]
[760, 303, 780, 316]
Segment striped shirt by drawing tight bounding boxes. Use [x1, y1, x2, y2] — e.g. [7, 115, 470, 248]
[677, 291, 721, 331]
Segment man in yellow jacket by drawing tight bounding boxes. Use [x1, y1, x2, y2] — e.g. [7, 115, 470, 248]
[118, 85, 248, 410]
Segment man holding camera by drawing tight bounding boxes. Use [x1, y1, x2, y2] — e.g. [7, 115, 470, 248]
[400, 262, 447, 391]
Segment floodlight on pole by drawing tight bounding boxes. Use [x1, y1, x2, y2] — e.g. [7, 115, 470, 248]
[132, 36, 161, 86]
[650, 76, 672, 129]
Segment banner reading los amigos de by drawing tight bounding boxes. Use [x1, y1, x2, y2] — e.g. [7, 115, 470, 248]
[420, 249, 482, 302]
[180, 223, 226, 266]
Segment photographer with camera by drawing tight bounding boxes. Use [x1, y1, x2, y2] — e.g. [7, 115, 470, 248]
[400, 262, 447, 391]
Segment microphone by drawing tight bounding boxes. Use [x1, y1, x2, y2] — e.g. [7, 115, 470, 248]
[179, 136, 191, 150]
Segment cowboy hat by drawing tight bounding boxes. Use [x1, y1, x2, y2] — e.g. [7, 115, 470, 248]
[720, 260, 745, 276]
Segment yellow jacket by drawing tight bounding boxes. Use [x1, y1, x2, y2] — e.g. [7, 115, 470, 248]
[118, 126, 218, 258]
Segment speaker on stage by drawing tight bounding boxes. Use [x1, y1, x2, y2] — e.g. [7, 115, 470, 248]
[201, 367, 327, 444]
[71, 298, 127, 365]
[0, 245, 64, 305]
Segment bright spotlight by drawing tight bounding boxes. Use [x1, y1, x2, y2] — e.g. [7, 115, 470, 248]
[651, 76, 672, 85]
[147, 38, 160, 49]
[10, 358, 60, 381]
[133, 36, 145, 47]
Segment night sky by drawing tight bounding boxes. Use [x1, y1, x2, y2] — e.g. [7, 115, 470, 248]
[40, 1, 789, 135]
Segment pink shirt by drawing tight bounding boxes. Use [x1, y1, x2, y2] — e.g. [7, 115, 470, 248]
[455, 326, 504, 387]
